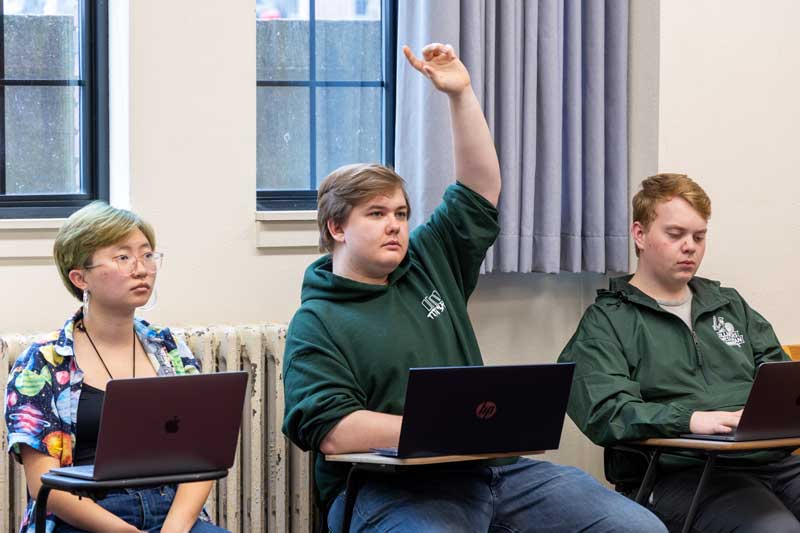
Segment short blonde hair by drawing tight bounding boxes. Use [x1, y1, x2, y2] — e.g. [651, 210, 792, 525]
[632, 173, 711, 256]
[316, 163, 410, 253]
[53, 202, 156, 301]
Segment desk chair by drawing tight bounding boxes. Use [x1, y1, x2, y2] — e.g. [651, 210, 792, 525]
[613, 437, 800, 533]
[326, 451, 540, 532]
[34, 469, 227, 533]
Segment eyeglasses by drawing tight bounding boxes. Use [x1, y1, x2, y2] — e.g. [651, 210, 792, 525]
[85, 251, 164, 274]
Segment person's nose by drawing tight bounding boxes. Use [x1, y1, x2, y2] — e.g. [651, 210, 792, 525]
[386, 215, 401, 234]
[131, 256, 149, 277]
[681, 236, 696, 254]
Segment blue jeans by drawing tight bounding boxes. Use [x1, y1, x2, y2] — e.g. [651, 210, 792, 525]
[53, 484, 228, 533]
[328, 457, 666, 532]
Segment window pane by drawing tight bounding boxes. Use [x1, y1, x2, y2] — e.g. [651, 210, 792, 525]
[257, 86, 310, 190]
[256, 1, 309, 82]
[316, 87, 381, 182]
[315, 1, 381, 81]
[3, 0, 81, 80]
[5, 85, 81, 194]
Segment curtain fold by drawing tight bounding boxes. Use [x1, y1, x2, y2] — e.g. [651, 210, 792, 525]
[396, 0, 629, 274]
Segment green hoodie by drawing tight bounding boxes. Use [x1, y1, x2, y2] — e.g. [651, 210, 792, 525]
[559, 275, 791, 484]
[282, 183, 501, 506]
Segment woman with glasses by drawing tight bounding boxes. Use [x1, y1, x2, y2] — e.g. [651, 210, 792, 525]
[4, 202, 228, 533]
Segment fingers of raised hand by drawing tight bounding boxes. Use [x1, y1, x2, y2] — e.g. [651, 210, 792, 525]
[421, 42, 444, 61]
[421, 42, 456, 62]
[402, 45, 425, 73]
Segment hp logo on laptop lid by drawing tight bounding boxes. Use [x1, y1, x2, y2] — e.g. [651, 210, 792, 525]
[475, 401, 497, 420]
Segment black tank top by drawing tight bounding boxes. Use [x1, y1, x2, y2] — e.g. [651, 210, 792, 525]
[74, 383, 105, 466]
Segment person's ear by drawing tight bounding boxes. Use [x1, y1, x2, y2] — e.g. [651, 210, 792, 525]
[327, 219, 346, 244]
[68, 269, 89, 291]
[631, 221, 647, 255]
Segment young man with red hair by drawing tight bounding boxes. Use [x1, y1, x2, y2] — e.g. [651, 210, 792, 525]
[560, 174, 798, 532]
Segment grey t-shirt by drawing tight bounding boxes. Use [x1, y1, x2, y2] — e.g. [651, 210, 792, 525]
[657, 292, 693, 330]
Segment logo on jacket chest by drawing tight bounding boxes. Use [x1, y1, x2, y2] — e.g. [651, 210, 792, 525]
[421, 289, 446, 319]
[712, 315, 745, 347]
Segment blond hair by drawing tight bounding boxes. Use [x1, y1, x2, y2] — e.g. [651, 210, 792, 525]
[53, 202, 156, 300]
[632, 173, 711, 256]
[316, 163, 410, 252]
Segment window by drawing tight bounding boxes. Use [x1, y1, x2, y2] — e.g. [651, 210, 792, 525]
[0, 0, 108, 219]
[256, 0, 396, 210]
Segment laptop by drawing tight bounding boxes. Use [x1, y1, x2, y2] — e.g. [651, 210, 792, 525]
[681, 360, 800, 442]
[51, 372, 248, 481]
[371, 363, 575, 458]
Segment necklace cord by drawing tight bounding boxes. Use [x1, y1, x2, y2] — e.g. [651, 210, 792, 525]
[77, 321, 136, 380]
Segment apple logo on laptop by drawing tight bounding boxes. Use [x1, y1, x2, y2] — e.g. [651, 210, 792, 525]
[475, 401, 497, 420]
[165, 416, 180, 434]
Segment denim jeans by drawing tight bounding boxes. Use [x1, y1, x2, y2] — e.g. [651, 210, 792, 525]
[53, 484, 229, 533]
[328, 457, 666, 532]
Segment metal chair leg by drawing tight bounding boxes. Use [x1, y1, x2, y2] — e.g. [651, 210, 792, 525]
[341, 466, 365, 532]
[681, 453, 716, 533]
[34, 485, 52, 533]
[635, 449, 662, 504]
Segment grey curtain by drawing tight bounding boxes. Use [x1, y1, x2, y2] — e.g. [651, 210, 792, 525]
[396, 0, 629, 273]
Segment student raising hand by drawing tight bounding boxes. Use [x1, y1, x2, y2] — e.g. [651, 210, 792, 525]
[403, 43, 471, 96]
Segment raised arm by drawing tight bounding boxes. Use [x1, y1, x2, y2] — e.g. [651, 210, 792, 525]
[403, 44, 501, 206]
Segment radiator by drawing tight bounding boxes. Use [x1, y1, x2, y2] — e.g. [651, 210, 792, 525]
[0, 324, 314, 533]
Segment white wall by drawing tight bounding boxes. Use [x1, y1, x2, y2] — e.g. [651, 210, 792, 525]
[1, 0, 798, 482]
[658, 0, 800, 343]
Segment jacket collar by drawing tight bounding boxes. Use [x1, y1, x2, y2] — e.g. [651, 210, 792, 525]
[605, 275, 731, 320]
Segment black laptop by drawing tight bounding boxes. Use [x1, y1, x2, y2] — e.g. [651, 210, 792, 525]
[371, 363, 575, 458]
[51, 372, 248, 481]
[682, 360, 800, 442]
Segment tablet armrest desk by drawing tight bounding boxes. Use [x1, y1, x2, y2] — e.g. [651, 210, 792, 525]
[35, 469, 228, 533]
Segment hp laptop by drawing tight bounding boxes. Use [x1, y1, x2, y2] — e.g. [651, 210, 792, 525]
[52, 372, 248, 481]
[372, 363, 575, 458]
[682, 360, 800, 442]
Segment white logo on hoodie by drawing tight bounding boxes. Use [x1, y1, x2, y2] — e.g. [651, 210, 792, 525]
[422, 290, 446, 319]
[712, 315, 745, 347]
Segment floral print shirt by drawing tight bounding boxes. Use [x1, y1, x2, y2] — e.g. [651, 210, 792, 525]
[4, 309, 201, 533]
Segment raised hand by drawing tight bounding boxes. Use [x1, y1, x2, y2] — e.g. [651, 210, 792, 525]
[403, 43, 471, 96]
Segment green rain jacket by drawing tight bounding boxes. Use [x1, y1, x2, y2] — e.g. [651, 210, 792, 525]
[558, 275, 791, 484]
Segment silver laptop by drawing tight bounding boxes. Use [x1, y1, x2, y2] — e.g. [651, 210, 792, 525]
[51, 372, 248, 481]
[681, 360, 800, 442]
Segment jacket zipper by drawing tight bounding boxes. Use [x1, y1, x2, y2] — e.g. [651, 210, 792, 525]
[617, 286, 729, 387]
[622, 291, 713, 385]
[691, 329, 711, 385]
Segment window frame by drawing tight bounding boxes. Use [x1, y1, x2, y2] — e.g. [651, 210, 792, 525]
[0, 0, 109, 219]
[256, 0, 397, 211]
